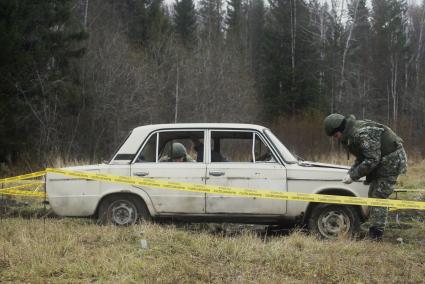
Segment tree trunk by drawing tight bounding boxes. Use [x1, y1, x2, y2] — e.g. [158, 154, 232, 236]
[175, 55, 179, 123]
[338, 0, 360, 103]
[290, 0, 297, 86]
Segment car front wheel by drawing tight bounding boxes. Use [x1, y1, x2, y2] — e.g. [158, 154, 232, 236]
[98, 194, 151, 226]
[308, 204, 360, 239]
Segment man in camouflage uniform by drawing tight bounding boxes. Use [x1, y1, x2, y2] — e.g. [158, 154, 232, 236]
[324, 114, 407, 240]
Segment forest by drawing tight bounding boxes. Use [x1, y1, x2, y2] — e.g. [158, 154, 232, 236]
[1, 0, 425, 169]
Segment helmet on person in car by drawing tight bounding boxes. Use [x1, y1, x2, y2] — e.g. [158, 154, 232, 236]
[170, 142, 188, 159]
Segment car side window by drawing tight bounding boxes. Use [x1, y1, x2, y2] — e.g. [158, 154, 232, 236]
[211, 131, 252, 162]
[210, 131, 276, 163]
[135, 131, 205, 163]
[254, 134, 276, 163]
[136, 133, 157, 162]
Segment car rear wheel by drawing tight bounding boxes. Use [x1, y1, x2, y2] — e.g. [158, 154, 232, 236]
[308, 204, 360, 239]
[98, 194, 151, 226]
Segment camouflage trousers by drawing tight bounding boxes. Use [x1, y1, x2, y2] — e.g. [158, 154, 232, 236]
[368, 176, 398, 230]
[368, 147, 407, 231]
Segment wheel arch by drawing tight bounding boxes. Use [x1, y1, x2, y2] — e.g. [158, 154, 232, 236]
[303, 188, 366, 224]
[95, 190, 154, 218]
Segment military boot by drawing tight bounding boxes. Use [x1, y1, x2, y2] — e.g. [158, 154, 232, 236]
[368, 227, 384, 241]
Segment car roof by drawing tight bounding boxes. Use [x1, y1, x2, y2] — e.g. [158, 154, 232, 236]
[132, 123, 268, 132]
[113, 123, 271, 159]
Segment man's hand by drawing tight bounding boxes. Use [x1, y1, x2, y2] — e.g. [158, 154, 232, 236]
[342, 174, 353, 184]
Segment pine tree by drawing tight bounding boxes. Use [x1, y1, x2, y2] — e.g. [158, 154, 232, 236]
[198, 0, 224, 46]
[347, 0, 372, 117]
[126, 0, 171, 46]
[0, 0, 87, 162]
[147, 0, 171, 43]
[226, 0, 243, 40]
[260, 0, 320, 118]
[247, 0, 265, 80]
[371, 0, 408, 124]
[127, 0, 149, 45]
[173, 0, 197, 47]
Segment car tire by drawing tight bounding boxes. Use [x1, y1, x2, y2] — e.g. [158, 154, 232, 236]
[98, 194, 151, 226]
[308, 204, 360, 239]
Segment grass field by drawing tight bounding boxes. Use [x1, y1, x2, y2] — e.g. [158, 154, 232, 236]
[0, 160, 424, 283]
[0, 217, 424, 283]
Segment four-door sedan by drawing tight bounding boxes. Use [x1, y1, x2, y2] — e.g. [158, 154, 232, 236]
[46, 123, 369, 239]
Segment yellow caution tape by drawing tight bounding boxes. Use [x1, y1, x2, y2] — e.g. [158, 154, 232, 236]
[45, 168, 425, 210]
[0, 171, 46, 184]
[0, 171, 46, 198]
[2, 168, 424, 208]
[0, 182, 45, 198]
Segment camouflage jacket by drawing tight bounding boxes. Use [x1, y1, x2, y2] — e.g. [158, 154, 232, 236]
[340, 115, 405, 180]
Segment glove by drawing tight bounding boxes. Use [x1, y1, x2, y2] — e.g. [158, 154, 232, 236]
[342, 174, 353, 184]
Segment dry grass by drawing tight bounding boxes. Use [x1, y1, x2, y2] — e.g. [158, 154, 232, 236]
[0, 159, 424, 283]
[398, 160, 425, 190]
[0, 217, 424, 283]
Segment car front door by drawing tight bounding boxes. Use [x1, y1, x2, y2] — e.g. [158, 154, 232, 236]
[205, 130, 287, 215]
[131, 129, 207, 214]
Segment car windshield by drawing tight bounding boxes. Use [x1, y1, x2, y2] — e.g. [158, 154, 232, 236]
[264, 129, 298, 164]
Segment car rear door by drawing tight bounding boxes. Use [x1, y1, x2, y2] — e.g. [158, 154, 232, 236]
[131, 129, 207, 214]
[205, 129, 287, 215]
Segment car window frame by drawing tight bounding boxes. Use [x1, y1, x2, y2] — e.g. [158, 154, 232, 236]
[253, 132, 278, 163]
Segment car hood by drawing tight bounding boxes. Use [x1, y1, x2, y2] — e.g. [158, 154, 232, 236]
[287, 161, 351, 181]
[297, 161, 349, 170]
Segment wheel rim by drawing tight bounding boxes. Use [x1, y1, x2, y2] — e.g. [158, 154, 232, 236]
[109, 200, 138, 226]
[317, 210, 351, 238]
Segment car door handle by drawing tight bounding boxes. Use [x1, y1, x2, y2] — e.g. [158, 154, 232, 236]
[209, 171, 225, 176]
[134, 171, 149, 177]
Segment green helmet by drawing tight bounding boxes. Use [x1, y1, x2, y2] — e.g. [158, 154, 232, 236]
[323, 113, 345, 136]
[170, 142, 187, 159]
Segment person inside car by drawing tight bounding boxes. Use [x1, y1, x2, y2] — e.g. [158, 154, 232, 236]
[191, 138, 227, 162]
[160, 142, 195, 162]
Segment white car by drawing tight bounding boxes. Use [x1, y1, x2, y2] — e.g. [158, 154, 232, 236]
[46, 123, 369, 238]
